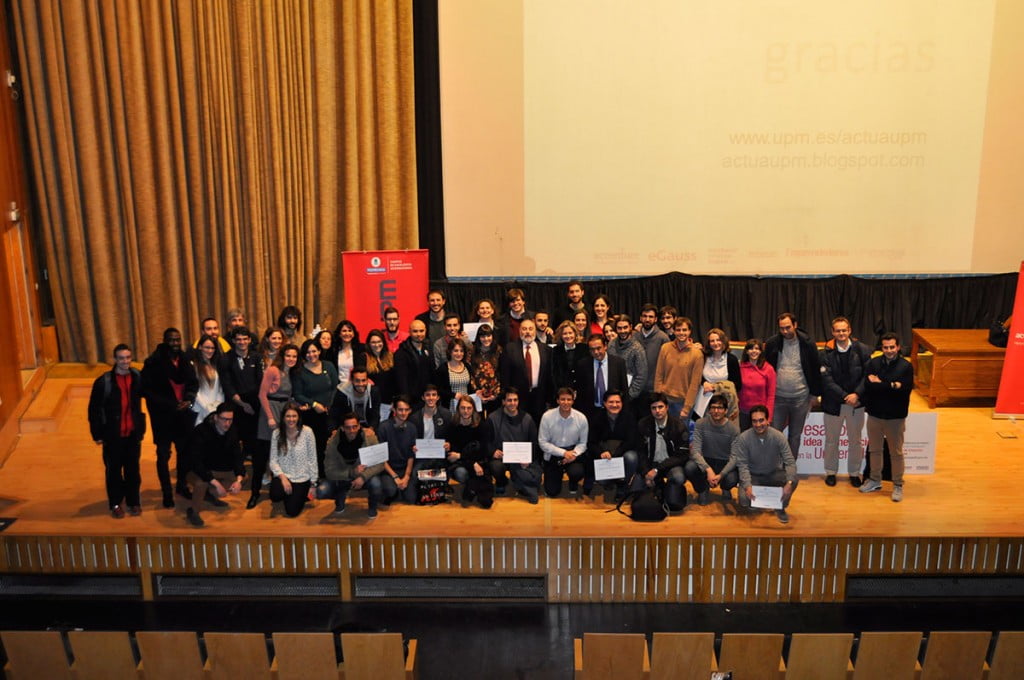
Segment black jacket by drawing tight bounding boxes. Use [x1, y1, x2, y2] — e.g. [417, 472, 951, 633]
[819, 340, 873, 415]
[573, 353, 630, 417]
[863, 355, 914, 419]
[219, 349, 263, 406]
[637, 414, 690, 475]
[88, 369, 147, 442]
[189, 414, 244, 481]
[394, 338, 434, 404]
[141, 343, 198, 421]
[764, 330, 822, 396]
[587, 409, 641, 459]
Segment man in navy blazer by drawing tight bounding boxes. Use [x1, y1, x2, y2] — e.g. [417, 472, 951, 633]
[500, 318, 552, 424]
[574, 333, 630, 419]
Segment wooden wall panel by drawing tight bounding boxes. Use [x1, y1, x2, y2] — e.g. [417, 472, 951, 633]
[2, 535, 1022, 603]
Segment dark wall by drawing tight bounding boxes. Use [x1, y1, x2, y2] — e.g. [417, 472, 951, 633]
[429, 272, 1017, 349]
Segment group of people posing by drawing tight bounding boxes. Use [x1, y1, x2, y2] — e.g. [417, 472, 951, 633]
[87, 282, 915, 526]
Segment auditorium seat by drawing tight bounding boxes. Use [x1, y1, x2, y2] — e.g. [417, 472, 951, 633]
[0, 630, 73, 680]
[271, 632, 340, 680]
[919, 631, 992, 680]
[135, 631, 205, 680]
[649, 632, 716, 680]
[203, 632, 273, 679]
[340, 632, 418, 680]
[573, 632, 650, 680]
[67, 630, 138, 680]
[987, 631, 1024, 680]
[717, 633, 785, 680]
[851, 631, 923, 680]
[784, 633, 853, 680]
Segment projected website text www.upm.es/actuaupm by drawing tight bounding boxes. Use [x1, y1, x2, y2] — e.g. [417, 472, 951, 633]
[722, 129, 926, 170]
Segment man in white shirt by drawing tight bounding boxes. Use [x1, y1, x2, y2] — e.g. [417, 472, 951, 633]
[539, 387, 589, 498]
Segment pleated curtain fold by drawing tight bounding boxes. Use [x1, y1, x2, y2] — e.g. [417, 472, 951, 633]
[12, 0, 418, 362]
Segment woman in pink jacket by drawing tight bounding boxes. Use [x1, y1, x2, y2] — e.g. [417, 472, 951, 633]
[738, 338, 776, 431]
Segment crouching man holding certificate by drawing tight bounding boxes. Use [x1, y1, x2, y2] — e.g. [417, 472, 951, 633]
[732, 404, 798, 524]
[319, 412, 387, 520]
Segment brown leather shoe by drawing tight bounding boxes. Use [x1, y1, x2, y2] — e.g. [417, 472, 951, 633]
[111, 505, 125, 519]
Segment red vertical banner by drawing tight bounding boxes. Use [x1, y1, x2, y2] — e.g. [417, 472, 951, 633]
[341, 250, 430, 339]
[995, 261, 1024, 418]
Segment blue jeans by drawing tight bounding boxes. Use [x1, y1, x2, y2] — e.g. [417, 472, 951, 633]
[316, 476, 384, 513]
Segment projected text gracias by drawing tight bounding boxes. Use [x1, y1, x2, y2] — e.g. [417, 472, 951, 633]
[765, 36, 934, 84]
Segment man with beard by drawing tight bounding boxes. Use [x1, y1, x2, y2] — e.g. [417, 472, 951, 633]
[484, 388, 542, 503]
[381, 306, 408, 354]
[142, 328, 198, 507]
[733, 404, 798, 523]
[394, 320, 433, 408]
[415, 289, 448, 346]
[608, 314, 648, 404]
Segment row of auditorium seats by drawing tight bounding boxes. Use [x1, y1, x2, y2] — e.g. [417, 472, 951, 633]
[0, 630, 416, 680]
[574, 631, 1024, 680]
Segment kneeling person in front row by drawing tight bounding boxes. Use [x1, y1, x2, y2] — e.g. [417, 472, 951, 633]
[485, 388, 542, 504]
[320, 413, 386, 519]
[732, 404, 798, 523]
[448, 395, 493, 508]
[586, 390, 640, 501]
[686, 394, 740, 505]
[268, 403, 318, 518]
[186, 404, 245, 527]
[637, 393, 690, 512]
[378, 395, 418, 505]
[539, 388, 589, 498]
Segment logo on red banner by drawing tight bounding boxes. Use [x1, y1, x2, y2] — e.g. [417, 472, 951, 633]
[341, 250, 429, 339]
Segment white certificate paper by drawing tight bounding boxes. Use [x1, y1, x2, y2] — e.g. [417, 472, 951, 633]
[593, 457, 626, 481]
[379, 403, 392, 421]
[502, 441, 533, 464]
[358, 442, 389, 467]
[463, 322, 483, 342]
[470, 392, 483, 412]
[750, 485, 784, 510]
[415, 438, 446, 459]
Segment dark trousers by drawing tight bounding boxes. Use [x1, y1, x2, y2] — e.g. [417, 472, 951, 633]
[685, 458, 739, 493]
[317, 476, 384, 513]
[303, 409, 331, 478]
[103, 437, 141, 509]
[250, 439, 271, 497]
[152, 409, 193, 495]
[268, 477, 312, 517]
[187, 469, 237, 514]
[489, 459, 541, 502]
[543, 457, 586, 497]
[380, 474, 419, 504]
[640, 464, 687, 511]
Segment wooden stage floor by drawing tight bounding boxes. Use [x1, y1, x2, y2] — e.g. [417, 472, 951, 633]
[0, 365, 1022, 603]
[2, 367, 1022, 540]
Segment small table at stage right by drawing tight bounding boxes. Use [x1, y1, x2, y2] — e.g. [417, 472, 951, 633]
[910, 328, 1006, 408]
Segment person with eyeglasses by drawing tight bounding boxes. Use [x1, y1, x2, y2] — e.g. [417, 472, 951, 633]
[685, 394, 740, 507]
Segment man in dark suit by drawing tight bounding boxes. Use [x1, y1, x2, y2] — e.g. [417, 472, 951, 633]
[573, 333, 629, 419]
[500, 318, 552, 424]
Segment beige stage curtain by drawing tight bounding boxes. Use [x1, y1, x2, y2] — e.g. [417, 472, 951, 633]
[11, 0, 418, 362]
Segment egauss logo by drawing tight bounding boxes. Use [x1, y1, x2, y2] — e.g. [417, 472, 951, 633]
[371, 256, 382, 267]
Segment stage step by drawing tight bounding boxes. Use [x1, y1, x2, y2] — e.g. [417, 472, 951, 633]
[19, 379, 92, 434]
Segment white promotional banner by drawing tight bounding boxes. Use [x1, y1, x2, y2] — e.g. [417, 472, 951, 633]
[792, 412, 937, 475]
